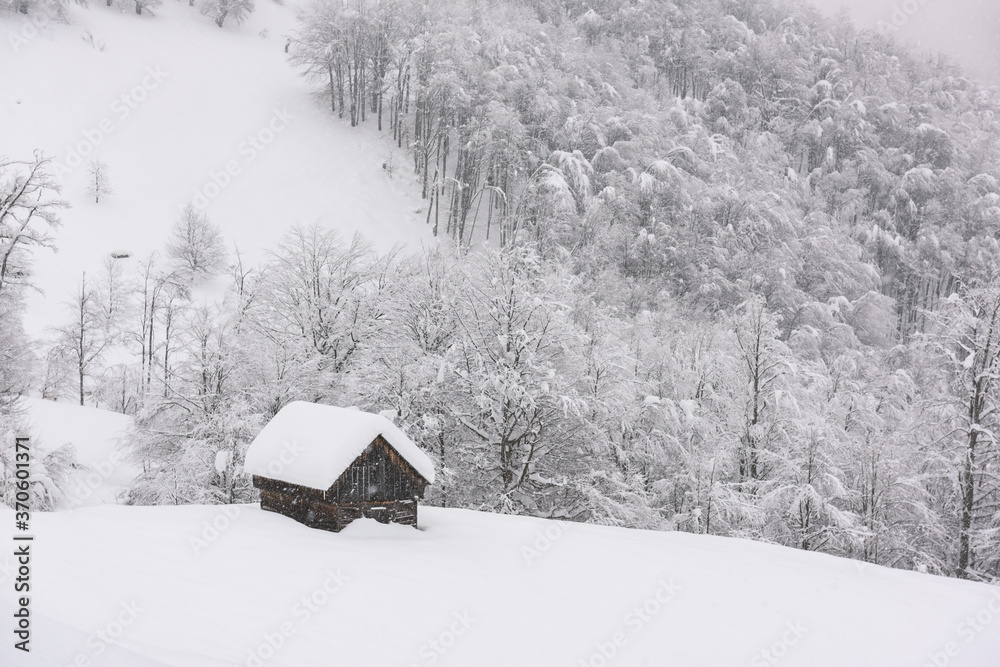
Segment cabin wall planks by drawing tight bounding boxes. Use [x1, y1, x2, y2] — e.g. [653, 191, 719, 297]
[253, 436, 428, 532]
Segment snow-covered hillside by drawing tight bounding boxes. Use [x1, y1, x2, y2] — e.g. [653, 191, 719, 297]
[1, 503, 999, 667]
[21, 397, 137, 506]
[1, 0, 431, 336]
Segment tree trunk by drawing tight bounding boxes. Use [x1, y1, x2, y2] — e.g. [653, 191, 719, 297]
[957, 427, 977, 577]
[77, 273, 88, 406]
[958, 370, 987, 578]
[328, 65, 336, 115]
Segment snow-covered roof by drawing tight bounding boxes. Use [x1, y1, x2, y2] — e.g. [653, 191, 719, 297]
[243, 402, 435, 489]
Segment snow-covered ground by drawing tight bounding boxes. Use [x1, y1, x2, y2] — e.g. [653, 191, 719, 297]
[22, 397, 137, 506]
[1, 0, 431, 337]
[1, 503, 999, 667]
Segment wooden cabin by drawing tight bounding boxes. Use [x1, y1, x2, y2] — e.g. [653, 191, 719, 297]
[244, 402, 435, 532]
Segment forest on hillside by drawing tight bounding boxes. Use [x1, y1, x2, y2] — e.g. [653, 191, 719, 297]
[2, 0, 1000, 581]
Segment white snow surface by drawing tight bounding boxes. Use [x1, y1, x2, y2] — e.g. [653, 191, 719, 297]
[1, 503, 999, 667]
[214, 450, 231, 475]
[1, 1, 431, 337]
[243, 401, 435, 488]
[21, 397, 138, 507]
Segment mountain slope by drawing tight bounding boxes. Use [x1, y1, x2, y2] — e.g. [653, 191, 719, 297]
[1, 0, 431, 336]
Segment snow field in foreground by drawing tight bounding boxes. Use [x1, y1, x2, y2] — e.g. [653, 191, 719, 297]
[0, 504, 998, 667]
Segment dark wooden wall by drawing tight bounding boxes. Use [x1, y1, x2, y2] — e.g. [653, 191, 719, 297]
[252, 435, 429, 532]
[259, 489, 418, 532]
[327, 436, 428, 503]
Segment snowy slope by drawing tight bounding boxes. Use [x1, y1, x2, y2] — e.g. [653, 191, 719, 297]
[1, 503, 998, 667]
[21, 397, 138, 506]
[1, 1, 431, 336]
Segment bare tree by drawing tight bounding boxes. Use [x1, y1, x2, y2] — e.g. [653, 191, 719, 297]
[131, 254, 167, 398]
[53, 256, 130, 404]
[733, 297, 787, 483]
[0, 152, 68, 293]
[57, 272, 113, 406]
[165, 205, 227, 279]
[86, 160, 114, 204]
[98, 254, 128, 333]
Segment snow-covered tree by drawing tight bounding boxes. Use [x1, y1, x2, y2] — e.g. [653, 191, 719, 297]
[932, 283, 1000, 579]
[125, 285, 263, 505]
[0, 407, 78, 512]
[165, 206, 227, 281]
[55, 272, 113, 406]
[256, 224, 386, 379]
[449, 247, 586, 513]
[202, 0, 254, 28]
[86, 160, 114, 204]
[732, 298, 789, 484]
[0, 293, 33, 403]
[0, 153, 67, 294]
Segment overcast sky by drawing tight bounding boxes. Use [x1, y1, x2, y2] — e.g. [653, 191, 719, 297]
[805, 0, 1000, 86]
